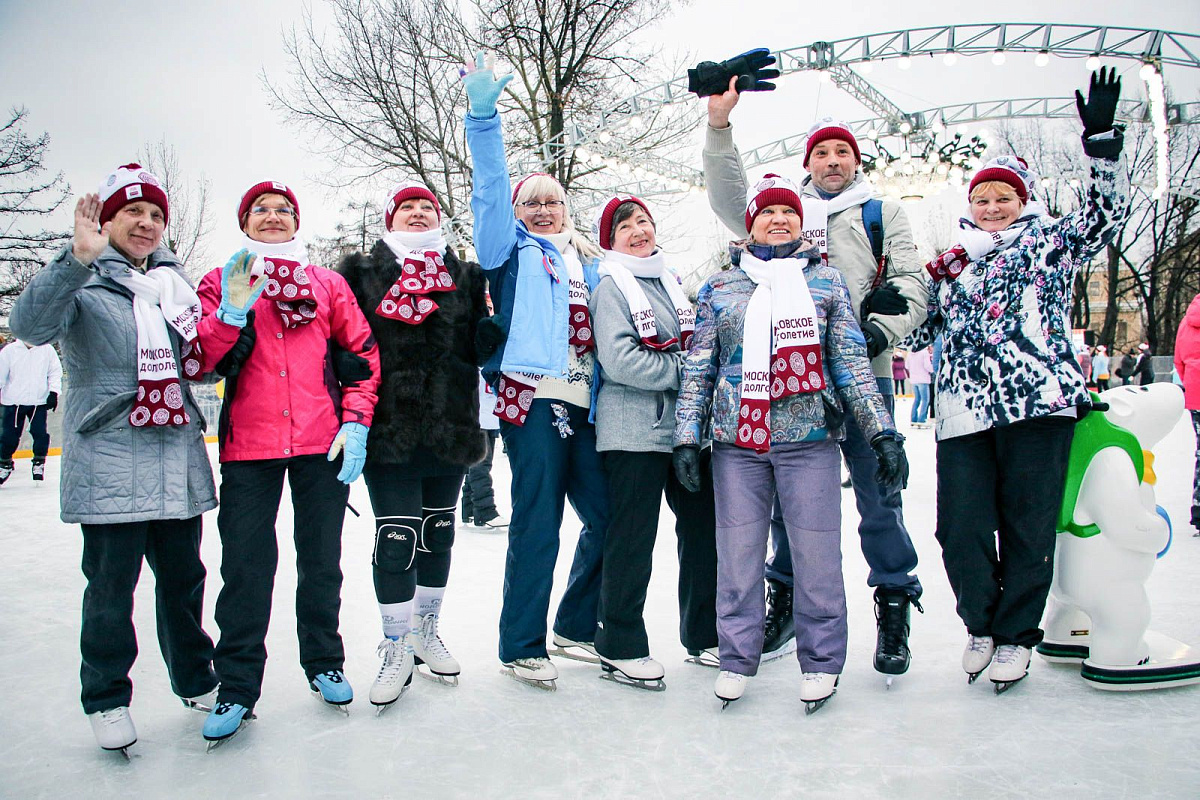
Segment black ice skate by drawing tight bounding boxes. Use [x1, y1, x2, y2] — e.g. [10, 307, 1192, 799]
[762, 578, 796, 664]
[0, 460, 13, 485]
[874, 587, 920, 686]
[599, 656, 666, 692]
[31, 457, 45, 482]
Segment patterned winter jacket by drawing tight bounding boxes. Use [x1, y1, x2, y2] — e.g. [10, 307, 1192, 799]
[908, 145, 1130, 441]
[674, 244, 893, 449]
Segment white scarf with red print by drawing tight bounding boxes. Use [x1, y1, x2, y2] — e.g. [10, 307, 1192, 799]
[599, 249, 694, 351]
[799, 181, 874, 265]
[109, 266, 202, 427]
[378, 228, 454, 325]
[244, 235, 318, 327]
[736, 251, 825, 453]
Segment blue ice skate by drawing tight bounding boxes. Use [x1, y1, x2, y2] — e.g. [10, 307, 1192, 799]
[203, 702, 253, 750]
[310, 669, 353, 712]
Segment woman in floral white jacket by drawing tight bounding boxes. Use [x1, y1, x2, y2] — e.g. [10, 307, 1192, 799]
[909, 69, 1130, 692]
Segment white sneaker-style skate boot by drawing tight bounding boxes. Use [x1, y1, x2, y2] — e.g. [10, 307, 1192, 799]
[410, 613, 461, 686]
[800, 672, 839, 715]
[962, 635, 996, 684]
[714, 670, 747, 708]
[370, 637, 415, 712]
[989, 644, 1032, 694]
[89, 706, 136, 755]
[501, 657, 558, 690]
[599, 655, 666, 691]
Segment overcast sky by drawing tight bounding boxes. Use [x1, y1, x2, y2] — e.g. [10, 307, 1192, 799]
[1, 0, 1198, 270]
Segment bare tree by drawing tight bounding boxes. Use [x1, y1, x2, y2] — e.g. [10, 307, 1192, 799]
[0, 108, 71, 317]
[137, 139, 212, 278]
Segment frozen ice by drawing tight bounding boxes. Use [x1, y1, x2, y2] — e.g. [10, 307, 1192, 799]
[1, 398, 1198, 798]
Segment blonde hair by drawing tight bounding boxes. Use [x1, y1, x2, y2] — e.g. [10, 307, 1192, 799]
[969, 181, 1022, 204]
[513, 174, 602, 261]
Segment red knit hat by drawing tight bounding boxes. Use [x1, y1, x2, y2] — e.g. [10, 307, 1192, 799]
[744, 174, 803, 232]
[803, 118, 861, 168]
[591, 194, 654, 250]
[969, 157, 1030, 204]
[238, 181, 300, 229]
[99, 163, 169, 225]
[385, 181, 441, 230]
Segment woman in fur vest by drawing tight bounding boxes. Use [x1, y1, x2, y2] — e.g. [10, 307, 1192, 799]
[339, 181, 488, 711]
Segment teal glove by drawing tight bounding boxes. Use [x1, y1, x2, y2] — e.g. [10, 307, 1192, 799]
[217, 249, 267, 327]
[328, 422, 369, 484]
[461, 52, 513, 118]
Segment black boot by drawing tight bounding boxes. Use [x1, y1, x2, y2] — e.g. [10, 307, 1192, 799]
[874, 587, 917, 675]
[0, 460, 13, 486]
[763, 578, 795, 658]
[31, 458, 45, 481]
[1191, 506, 1200, 537]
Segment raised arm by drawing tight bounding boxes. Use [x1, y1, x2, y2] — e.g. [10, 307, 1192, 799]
[462, 54, 518, 274]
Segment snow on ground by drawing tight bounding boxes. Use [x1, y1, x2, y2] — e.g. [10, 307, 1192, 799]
[2, 397, 1199, 799]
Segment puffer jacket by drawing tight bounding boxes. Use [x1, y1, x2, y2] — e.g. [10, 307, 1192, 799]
[907, 144, 1130, 440]
[674, 244, 892, 449]
[338, 241, 488, 466]
[9, 245, 217, 524]
[196, 262, 380, 462]
[1175, 293, 1200, 410]
[702, 123, 928, 379]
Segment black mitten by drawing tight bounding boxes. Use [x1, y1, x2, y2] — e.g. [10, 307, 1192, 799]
[215, 309, 257, 378]
[861, 283, 909, 318]
[687, 48, 780, 97]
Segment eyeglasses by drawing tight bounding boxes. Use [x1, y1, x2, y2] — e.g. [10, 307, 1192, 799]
[250, 206, 297, 218]
[518, 200, 566, 211]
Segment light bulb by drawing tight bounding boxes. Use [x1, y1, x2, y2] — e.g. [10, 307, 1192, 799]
[1139, 62, 1156, 80]
[991, 50, 1006, 66]
[1086, 55, 1100, 70]
[1035, 51, 1050, 67]
[899, 121, 913, 134]
[866, 128, 879, 141]
[898, 55, 912, 70]
[943, 51, 957, 66]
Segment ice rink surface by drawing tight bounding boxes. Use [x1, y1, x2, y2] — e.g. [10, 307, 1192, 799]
[1, 397, 1198, 799]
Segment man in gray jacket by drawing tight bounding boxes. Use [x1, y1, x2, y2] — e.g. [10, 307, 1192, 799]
[702, 76, 927, 678]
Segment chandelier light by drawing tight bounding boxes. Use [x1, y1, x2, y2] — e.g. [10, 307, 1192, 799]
[862, 129, 988, 200]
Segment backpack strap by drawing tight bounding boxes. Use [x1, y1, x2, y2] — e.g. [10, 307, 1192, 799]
[862, 199, 886, 288]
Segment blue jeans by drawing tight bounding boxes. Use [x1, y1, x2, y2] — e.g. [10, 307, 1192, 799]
[765, 379, 921, 597]
[498, 399, 609, 662]
[911, 383, 931, 424]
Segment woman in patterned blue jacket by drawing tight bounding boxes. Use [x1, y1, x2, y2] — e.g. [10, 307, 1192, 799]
[910, 69, 1130, 692]
[673, 173, 907, 711]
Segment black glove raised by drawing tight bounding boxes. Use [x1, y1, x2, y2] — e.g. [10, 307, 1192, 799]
[672, 445, 702, 493]
[475, 317, 507, 365]
[860, 320, 888, 359]
[1076, 66, 1122, 138]
[331, 344, 373, 386]
[688, 48, 780, 97]
[870, 432, 909, 495]
[44, 391, 58, 412]
[861, 282, 909, 318]
[215, 309, 257, 378]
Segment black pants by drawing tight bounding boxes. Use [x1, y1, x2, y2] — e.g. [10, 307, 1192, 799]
[79, 515, 216, 714]
[595, 449, 718, 659]
[462, 429, 499, 523]
[935, 416, 1075, 647]
[213, 455, 349, 707]
[1, 404, 49, 460]
[362, 466, 463, 604]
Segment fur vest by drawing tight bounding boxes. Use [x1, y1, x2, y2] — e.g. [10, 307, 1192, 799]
[339, 240, 488, 466]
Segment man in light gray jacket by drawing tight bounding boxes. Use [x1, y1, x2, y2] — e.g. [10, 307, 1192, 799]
[702, 76, 927, 679]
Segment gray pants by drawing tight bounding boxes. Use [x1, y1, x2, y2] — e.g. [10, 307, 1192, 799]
[711, 439, 846, 676]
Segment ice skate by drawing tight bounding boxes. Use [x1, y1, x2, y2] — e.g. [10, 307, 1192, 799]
[599, 656, 666, 691]
[685, 647, 720, 668]
[962, 635, 995, 684]
[472, 513, 509, 532]
[410, 613, 460, 687]
[500, 657, 558, 691]
[800, 672, 839, 715]
[714, 670, 746, 709]
[874, 588, 917, 686]
[370, 637, 415, 713]
[989, 644, 1032, 694]
[762, 578, 796, 663]
[203, 702, 254, 751]
[89, 706, 136, 759]
[309, 669, 353, 713]
[0, 460, 13, 486]
[31, 458, 45, 482]
[549, 633, 600, 664]
[181, 685, 219, 713]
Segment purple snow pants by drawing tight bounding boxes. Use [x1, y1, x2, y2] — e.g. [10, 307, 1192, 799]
[711, 439, 846, 676]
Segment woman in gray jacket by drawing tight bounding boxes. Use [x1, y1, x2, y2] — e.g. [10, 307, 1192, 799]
[10, 165, 218, 756]
[589, 195, 718, 690]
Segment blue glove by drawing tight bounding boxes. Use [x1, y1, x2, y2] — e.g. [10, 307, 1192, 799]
[217, 249, 267, 328]
[461, 52, 514, 118]
[328, 422, 369, 484]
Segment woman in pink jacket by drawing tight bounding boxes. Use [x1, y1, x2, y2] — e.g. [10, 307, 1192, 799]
[1174, 292, 1200, 535]
[194, 181, 380, 745]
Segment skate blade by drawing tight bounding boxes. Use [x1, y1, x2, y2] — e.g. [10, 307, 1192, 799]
[310, 690, 352, 714]
[992, 675, 1027, 695]
[719, 697, 738, 710]
[499, 667, 557, 691]
[416, 665, 460, 687]
[548, 645, 600, 665]
[760, 640, 798, 664]
[598, 671, 666, 692]
[885, 676, 894, 690]
[204, 715, 255, 752]
[685, 654, 720, 669]
[181, 698, 214, 713]
[966, 671, 983, 685]
[804, 694, 835, 715]
[102, 743, 136, 761]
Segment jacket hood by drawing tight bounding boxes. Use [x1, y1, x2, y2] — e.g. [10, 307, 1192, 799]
[1187, 294, 1200, 328]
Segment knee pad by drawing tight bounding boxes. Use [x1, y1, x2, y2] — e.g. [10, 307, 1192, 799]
[420, 508, 456, 553]
[373, 517, 418, 573]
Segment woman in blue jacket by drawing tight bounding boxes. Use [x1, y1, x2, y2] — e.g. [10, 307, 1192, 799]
[462, 55, 609, 690]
